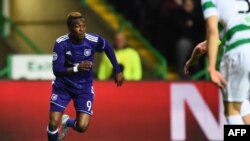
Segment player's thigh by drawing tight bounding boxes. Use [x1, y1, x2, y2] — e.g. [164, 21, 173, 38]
[73, 93, 93, 130]
[73, 93, 94, 115]
[220, 49, 250, 102]
[50, 84, 72, 112]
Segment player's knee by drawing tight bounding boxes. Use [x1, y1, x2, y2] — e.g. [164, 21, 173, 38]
[48, 121, 58, 131]
[76, 122, 89, 133]
[49, 117, 60, 129]
[49, 122, 58, 130]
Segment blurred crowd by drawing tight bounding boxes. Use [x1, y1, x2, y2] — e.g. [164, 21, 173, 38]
[107, 0, 206, 79]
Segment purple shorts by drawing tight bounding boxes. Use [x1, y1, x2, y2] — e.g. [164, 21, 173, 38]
[50, 84, 94, 115]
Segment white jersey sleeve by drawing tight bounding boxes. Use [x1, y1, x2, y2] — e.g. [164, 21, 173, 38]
[202, 0, 250, 52]
[201, 0, 218, 19]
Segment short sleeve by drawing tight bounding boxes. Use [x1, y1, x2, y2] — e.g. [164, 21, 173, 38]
[201, 0, 219, 19]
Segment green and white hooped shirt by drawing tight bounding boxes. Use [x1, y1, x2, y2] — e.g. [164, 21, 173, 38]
[202, 0, 250, 53]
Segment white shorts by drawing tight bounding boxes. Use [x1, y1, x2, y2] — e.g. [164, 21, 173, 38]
[220, 44, 250, 102]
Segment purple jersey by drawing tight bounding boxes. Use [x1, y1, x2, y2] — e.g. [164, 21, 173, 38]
[52, 33, 120, 94]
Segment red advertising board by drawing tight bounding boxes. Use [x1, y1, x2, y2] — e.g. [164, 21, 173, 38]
[0, 81, 224, 141]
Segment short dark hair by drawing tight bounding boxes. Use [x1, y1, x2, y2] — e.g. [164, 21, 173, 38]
[66, 12, 85, 27]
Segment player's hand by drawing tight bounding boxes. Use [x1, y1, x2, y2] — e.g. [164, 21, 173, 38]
[115, 72, 124, 87]
[208, 68, 227, 89]
[78, 61, 93, 71]
[196, 41, 207, 55]
[184, 59, 192, 75]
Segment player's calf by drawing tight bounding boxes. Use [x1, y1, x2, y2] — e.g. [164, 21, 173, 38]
[47, 125, 59, 141]
[48, 112, 63, 141]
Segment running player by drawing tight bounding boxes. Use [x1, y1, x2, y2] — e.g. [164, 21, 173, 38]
[47, 11, 124, 141]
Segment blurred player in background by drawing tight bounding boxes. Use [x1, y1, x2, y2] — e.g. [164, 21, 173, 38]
[97, 32, 142, 80]
[47, 11, 124, 141]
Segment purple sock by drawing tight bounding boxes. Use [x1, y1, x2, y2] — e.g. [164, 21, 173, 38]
[66, 118, 77, 130]
[47, 126, 58, 141]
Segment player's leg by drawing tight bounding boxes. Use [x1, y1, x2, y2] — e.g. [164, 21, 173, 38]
[47, 84, 71, 141]
[220, 52, 246, 124]
[47, 111, 62, 141]
[240, 46, 250, 124]
[237, 46, 250, 124]
[61, 111, 92, 135]
[222, 47, 250, 124]
[220, 58, 243, 124]
[62, 91, 94, 133]
[76, 112, 92, 132]
[241, 99, 250, 124]
[64, 112, 92, 132]
[223, 101, 244, 124]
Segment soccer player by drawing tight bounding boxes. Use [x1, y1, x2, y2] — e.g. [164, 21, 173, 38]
[184, 40, 250, 124]
[202, 0, 250, 125]
[47, 11, 124, 141]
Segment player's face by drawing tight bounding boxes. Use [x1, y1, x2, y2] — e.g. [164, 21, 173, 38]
[70, 18, 86, 41]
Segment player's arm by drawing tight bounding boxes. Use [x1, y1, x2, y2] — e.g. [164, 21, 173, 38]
[101, 39, 124, 86]
[206, 16, 226, 88]
[52, 42, 74, 76]
[206, 16, 219, 71]
[184, 40, 207, 75]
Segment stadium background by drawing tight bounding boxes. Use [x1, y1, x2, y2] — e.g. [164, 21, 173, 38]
[0, 0, 225, 141]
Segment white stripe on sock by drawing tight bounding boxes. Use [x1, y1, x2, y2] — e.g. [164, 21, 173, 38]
[47, 126, 58, 134]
